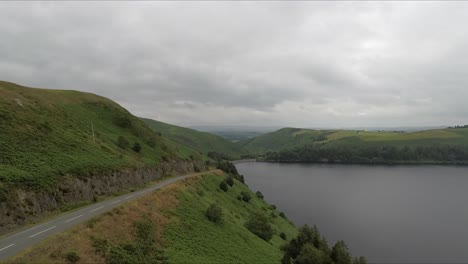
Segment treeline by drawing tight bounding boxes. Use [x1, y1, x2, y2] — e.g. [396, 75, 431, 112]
[282, 225, 366, 264]
[263, 144, 468, 164]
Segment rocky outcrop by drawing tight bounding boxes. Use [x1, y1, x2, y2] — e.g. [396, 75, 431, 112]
[0, 160, 205, 235]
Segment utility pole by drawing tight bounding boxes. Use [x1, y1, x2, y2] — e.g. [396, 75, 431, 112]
[91, 121, 95, 144]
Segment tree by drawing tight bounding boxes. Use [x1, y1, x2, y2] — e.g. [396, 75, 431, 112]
[295, 243, 326, 264]
[116, 136, 130, 149]
[219, 181, 228, 192]
[353, 256, 367, 264]
[240, 191, 251, 202]
[132, 142, 142, 153]
[331, 240, 352, 264]
[256, 191, 264, 199]
[245, 212, 274, 241]
[205, 204, 223, 223]
[226, 176, 234, 186]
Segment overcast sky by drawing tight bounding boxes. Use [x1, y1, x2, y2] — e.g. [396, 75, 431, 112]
[1, 2, 468, 128]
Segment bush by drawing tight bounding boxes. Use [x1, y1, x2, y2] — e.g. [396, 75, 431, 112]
[279, 212, 287, 219]
[116, 136, 130, 149]
[280, 232, 287, 240]
[256, 191, 264, 199]
[205, 204, 223, 223]
[245, 212, 274, 241]
[226, 176, 234, 186]
[240, 191, 251, 202]
[65, 251, 80, 263]
[132, 142, 142, 153]
[219, 181, 228, 192]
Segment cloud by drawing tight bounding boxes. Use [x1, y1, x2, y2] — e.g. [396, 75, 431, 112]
[1, 1, 467, 127]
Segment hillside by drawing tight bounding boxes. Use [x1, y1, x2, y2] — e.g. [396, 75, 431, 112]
[241, 127, 468, 164]
[142, 118, 244, 158]
[240, 127, 468, 153]
[6, 172, 364, 264]
[0, 81, 204, 232]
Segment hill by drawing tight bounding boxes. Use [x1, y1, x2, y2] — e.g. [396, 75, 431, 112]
[0, 81, 204, 233]
[142, 118, 244, 158]
[6, 172, 364, 264]
[240, 127, 468, 153]
[241, 127, 468, 164]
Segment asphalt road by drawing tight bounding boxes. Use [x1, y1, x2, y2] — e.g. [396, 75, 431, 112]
[0, 172, 204, 261]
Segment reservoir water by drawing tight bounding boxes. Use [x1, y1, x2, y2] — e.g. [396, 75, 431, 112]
[236, 162, 468, 263]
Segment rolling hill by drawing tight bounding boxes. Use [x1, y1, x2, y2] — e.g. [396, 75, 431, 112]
[240, 127, 468, 154]
[0, 81, 204, 232]
[142, 118, 244, 158]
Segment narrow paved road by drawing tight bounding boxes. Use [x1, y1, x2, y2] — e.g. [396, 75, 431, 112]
[0, 171, 208, 261]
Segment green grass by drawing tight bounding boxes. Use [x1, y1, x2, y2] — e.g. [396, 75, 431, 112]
[0, 81, 202, 191]
[240, 127, 468, 154]
[142, 118, 245, 158]
[163, 174, 297, 264]
[5, 172, 299, 264]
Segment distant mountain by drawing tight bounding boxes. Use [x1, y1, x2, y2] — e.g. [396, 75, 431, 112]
[142, 118, 245, 158]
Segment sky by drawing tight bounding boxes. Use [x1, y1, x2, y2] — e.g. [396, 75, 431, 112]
[1, 1, 468, 128]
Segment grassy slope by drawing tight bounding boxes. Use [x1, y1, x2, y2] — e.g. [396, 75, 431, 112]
[6, 172, 297, 264]
[142, 118, 244, 158]
[0, 81, 201, 191]
[240, 127, 468, 154]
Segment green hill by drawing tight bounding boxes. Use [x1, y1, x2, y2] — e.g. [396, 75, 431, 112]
[7, 172, 364, 264]
[142, 118, 244, 159]
[240, 127, 468, 154]
[241, 127, 468, 164]
[0, 81, 202, 190]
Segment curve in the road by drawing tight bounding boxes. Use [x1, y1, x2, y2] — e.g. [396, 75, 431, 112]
[0, 171, 212, 261]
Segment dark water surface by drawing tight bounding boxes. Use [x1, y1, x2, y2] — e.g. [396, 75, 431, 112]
[236, 162, 468, 263]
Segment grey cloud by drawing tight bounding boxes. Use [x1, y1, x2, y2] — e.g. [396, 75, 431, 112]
[1, 2, 468, 127]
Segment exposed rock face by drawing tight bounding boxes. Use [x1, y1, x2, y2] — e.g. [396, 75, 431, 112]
[0, 160, 205, 235]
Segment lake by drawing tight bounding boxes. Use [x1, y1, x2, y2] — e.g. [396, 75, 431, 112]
[236, 162, 468, 263]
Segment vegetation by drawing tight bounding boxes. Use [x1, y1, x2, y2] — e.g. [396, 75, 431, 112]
[0, 81, 203, 192]
[205, 204, 223, 224]
[141, 118, 244, 158]
[64, 251, 80, 263]
[219, 181, 229, 192]
[262, 143, 468, 164]
[245, 211, 274, 241]
[281, 225, 366, 264]
[238, 127, 468, 164]
[92, 218, 167, 264]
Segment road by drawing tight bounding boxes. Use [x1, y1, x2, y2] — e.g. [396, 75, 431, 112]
[0, 172, 206, 261]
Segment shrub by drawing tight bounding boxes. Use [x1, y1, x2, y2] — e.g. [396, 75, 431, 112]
[240, 191, 251, 202]
[132, 142, 142, 153]
[256, 191, 264, 199]
[219, 181, 228, 192]
[280, 232, 287, 240]
[226, 176, 234, 186]
[116, 136, 130, 149]
[279, 212, 287, 219]
[114, 115, 132, 128]
[205, 204, 223, 223]
[245, 212, 274, 241]
[65, 251, 80, 263]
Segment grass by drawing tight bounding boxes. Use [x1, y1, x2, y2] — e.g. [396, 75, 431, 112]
[240, 127, 468, 154]
[142, 118, 245, 159]
[163, 173, 297, 264]
[5, 172, 298, 264]
[0, 81, 203, 192]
